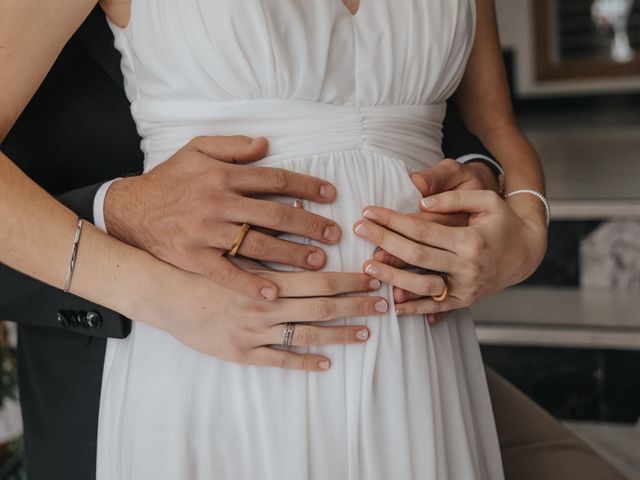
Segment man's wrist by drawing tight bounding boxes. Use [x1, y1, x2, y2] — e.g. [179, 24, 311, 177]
[93, 179, 121, 233]
[456, 153, 504, 178]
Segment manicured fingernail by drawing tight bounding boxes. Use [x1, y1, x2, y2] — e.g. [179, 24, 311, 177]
[323, 225, 340, 242]
[307, 251, 324, 268]
[421, 197, 434, 209]
[369, 279, 381, 290]
[261, 287, 277, 300]
[320, 184, 336, 199]
[362, 209, 377, 221]
[365, 264, 378, 276]
[375, 300, 389, 313]
[292, 199, 303, 209]
[319, 360, 331, 370]
[356, 329, 369, 341]
[354, 223, 369, 237]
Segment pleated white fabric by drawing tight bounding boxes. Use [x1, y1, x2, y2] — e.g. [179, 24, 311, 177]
[97, 1, 505, 479]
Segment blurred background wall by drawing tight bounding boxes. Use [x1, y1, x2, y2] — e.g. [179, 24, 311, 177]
[474, 1, 640, 477]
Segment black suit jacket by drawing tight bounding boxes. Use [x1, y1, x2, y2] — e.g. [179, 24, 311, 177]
[0, 7, 492, 479]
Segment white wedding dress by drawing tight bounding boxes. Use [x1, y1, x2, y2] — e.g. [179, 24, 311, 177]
[97, 1, 504, 479]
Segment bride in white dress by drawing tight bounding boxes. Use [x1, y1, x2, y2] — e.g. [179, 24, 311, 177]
[0, 0, 549, 478]
[95, 0, 505, 479]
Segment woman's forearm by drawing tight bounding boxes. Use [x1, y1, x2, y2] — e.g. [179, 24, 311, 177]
[0, 152, 183, 330]
[455, 0, 546, 229]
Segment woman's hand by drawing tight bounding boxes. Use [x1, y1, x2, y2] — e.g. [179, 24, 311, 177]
[152, 258, 389, 372]
[354, 190, 546, 321]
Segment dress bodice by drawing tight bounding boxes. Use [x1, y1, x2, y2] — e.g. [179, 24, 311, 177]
[112, 0, 475, 106]
[109, 0, 476, 172]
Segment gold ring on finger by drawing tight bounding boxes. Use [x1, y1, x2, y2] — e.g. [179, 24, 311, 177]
[227, 223, 251, 257]
[432, 273, 450, 302]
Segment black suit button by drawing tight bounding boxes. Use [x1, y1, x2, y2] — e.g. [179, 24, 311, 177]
[56, 311, 70, 327]
[86, 311, 103, 329]
[77, 311, 89, 329]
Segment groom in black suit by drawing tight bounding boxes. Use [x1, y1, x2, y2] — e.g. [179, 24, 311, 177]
[0, 7, 625, 480]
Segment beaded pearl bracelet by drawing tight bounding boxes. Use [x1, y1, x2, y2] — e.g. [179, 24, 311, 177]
[503, 189, 550, 227]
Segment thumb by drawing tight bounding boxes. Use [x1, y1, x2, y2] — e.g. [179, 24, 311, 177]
[187, 135, 269, 164]
[410, 159, 465, 196]
[420, 190, 503, 214]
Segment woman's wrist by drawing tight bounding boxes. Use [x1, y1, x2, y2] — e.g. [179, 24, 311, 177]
[70, 223, 195, 331]
[505, 195, 548, 279]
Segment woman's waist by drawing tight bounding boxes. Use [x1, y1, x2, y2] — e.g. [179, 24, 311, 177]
[132, 99, 446, 172]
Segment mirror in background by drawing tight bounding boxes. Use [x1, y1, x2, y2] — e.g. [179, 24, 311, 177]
[535, 0, 640, 80]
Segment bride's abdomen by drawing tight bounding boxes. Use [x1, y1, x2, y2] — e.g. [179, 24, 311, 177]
[265, 150, 424, 275]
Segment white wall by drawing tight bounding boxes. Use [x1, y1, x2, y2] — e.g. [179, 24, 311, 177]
[494, 0, 640, 97]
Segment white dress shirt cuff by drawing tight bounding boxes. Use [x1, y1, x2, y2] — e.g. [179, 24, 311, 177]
[455, 153, 504, 176]
[93, 179, 121, 233]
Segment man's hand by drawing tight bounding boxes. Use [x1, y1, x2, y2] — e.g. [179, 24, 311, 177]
[105, 135, 342, 301]
[157, 261, 389, 372]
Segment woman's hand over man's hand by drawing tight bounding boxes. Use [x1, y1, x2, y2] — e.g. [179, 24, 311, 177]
[354, 159, 547, 323]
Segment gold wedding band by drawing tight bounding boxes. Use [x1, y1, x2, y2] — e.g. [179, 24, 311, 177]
[432, 273, 450, 302]
[227, 223, 251, 257]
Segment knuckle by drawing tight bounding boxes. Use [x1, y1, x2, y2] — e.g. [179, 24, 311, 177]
[316, 276, 337, 294]
[288, 245, 309, 266]
[305, 216, 325, 237]
[419, 277, 436, 296]
[189, 135, 205, 148]
[406, 247, 425, 267]
[297, 327, 316, 346]
[301, 356, 316, 371]
[314, 300, 335, 320]
[408, 223, 426, 242]
[266, 169, 289, 191]
[445, 158, 462, 172]
[264, 205, 289, 227]
[244, 234, 268, 257]
[462, 233, 485, 257]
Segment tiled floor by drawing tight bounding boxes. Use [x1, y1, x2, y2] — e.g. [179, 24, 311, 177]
[565, 421, 640, 480]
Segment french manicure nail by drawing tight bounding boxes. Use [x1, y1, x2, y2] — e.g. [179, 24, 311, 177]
[356, 329, 369, 341]
[369, 279, 381, 290]
[323, 225, 340, 242]
[362, 209, 377, 221]
[421, 197, 434, 209]
[320, 184, 336, 199]
[261, 287, 277, 300]
[307, 251, 324, 268]
[319, 360, 331, 370]
[354, 223, 369, 237]
[365, 264, 378, 276]
[375, 300, 389, 313]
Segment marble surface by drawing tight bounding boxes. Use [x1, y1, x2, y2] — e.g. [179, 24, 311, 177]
[581, 221, 640, 292]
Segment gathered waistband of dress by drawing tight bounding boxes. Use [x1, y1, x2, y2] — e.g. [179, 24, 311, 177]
[132, 99, 446, 172]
